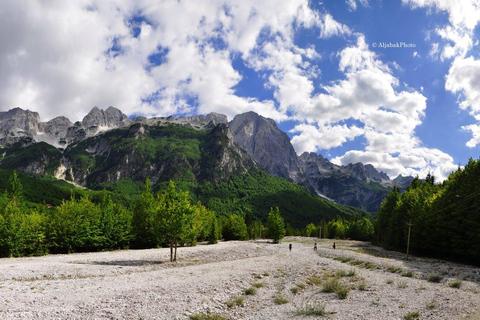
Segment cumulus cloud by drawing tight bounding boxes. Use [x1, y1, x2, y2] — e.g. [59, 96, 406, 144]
[403, 0, 480, 60]
[405, 0, 480, 150]
[0, 0, 460, 181]
[288, 34, 456, 180]
[0, 0, 350, 122]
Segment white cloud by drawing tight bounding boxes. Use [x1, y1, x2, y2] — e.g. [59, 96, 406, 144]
[0, 0, 459, 181]
[403, 0, 480, 60]
[461, 124, 480, 148]
[445, 56, 480, 114]
[288, 34, 455, 180]
[0, 0, 350, 122]
[346, 0, 369, 12]
[291, 123, 363, 152]
[445, 56, 480, 147]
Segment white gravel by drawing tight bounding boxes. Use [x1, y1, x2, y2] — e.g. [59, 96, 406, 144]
[0, 237, 479, 319]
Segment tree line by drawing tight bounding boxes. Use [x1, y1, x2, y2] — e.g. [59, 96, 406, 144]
[0, 173, 291, 260]
[374, 158, 480, 264]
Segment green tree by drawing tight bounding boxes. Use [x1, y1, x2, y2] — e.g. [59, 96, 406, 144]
[154, 181, 195, 262]
[99, 191, 131, 250]
[265, 207, 285, 243]
[46, 195, 101, 253]
[221, 214, 248, 241]
[305, 223, 317, 237]
[131, 178, 156, 248]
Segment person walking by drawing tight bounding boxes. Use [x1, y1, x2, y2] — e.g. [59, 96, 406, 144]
[333, 242, 336, 249]
[314, 243, 317, 251]
[289, 243, 292, 251]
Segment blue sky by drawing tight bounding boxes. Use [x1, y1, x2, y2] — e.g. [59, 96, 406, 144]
[1, 0, 480, 180]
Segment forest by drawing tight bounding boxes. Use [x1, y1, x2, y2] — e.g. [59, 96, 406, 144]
[0, 169, 374, 258]
[374, 157, 480, 265]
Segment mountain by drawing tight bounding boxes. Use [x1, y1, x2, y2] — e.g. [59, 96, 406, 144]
[229, 112, 302, 182]
[0, 107, 363, 227]
[0, 107, 409, 212]
[229, 112, 409, 212]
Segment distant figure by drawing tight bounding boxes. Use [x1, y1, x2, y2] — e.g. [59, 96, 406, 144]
[289, 243, 292, 251]
[314, 243, 317, 251]
[333, 242, 336, 250]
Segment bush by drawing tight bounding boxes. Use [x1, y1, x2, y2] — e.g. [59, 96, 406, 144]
[428, 274, 442, 283]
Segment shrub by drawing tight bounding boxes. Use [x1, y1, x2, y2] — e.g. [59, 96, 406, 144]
[449, 280, 462, 288]
[322, 278, 350, 299]
[403, 312, 420, 320]
[428, 274, 442, 283]
[244, 287, 257, 295]
[274, 295, 290, 305]
[295, 302, 328, 316]
[402, 271, 413, 278]
[190, 314, 225, 320]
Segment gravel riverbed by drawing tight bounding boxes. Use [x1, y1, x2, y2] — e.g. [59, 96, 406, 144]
[0, 237, 479, 319]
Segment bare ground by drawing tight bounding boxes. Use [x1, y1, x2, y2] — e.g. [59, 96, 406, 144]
[0, 237, 479, 319]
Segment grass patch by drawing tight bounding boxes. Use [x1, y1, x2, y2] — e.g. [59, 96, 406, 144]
[244, 287, 257, 295]
[387, 266, 403, 273]
[274, 295, 290, 305]
[294, 302, 328, 316]
[428, 274, 442, 283]
[347, 269, 357, 277]
[397, 281, 408, 289]
[363, 261, 380, 270]
[358, 282, 367, 291]
[253, 274, 262, 279]
[263, 272, 270, 277]
[449, 280, 462, 289]
[402, 271, 413, 278]
[334, 257, 352, 263]
[190, 314, 225, 320]
[290, 287, 299, 295]
[349, 260, 363, 266]
[387, 279, 393, 284]
[226, 296, 244, 308]
[296, 283, 306, 289]
[306, 273, 323, 286]
[426, 300, 436, 309]
[250, 282, 264, 288]
[335, 270, 348, 278]
[322, 278, 350, 299]
[403, 311, 420, 320]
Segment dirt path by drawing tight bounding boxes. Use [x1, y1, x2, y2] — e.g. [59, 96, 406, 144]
[0, 238, 478, 319]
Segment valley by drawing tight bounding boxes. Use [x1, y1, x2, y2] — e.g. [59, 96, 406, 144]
[0, 238, 478, 319]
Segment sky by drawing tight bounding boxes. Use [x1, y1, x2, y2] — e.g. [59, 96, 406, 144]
[1, 0, 480, 181]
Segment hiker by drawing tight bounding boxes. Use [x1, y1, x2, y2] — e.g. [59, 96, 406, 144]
[333, 242, 336, 249]
[314, 243, 317, 251]
[289, 243, 292, 251]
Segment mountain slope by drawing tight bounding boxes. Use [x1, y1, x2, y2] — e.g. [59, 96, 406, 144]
[0, 117, 361, 226]
[229, 112, 395, 211]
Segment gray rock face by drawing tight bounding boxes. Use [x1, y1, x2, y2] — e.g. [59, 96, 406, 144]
[81, 106, 131, 136]
[229, 112, 302, 182]
[228, 112, 403, 211]
[0, 108, 42, 146]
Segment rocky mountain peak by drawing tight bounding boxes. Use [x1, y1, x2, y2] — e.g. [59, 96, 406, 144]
[82, 106, 130, 130]
[229, 112, 302, 182]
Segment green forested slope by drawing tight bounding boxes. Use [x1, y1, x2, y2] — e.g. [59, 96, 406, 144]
[375, 158, 480, 264]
